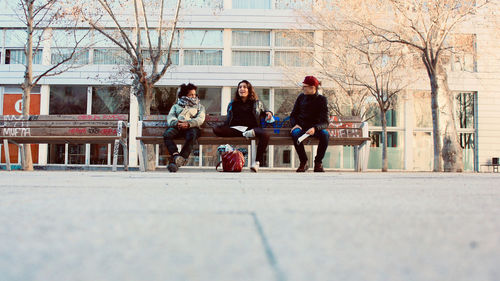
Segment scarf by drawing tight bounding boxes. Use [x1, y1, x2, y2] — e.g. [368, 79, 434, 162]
[177, 96, 200, 108]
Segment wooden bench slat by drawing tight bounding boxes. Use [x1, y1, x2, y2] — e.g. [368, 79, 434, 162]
[1, 136, 124, 144]
[0, 127, 126, 137]
[0, 121, 127, 128]
[0, 114, 128, 121]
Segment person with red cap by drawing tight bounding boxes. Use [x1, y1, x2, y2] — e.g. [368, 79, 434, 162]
[290, 75, 330, 172]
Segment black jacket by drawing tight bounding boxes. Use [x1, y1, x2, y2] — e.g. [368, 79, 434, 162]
[224, 100, 272, 128]
[290, 93, 329, 130]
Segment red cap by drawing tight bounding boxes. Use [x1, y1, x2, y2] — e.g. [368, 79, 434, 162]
[302, 76, 319, 87]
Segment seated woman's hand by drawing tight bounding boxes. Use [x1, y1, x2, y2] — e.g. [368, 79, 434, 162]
[177, 121, 190, 130]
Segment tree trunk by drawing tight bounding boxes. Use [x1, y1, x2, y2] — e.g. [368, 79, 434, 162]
[381, 109, 388, 172]
[435, 72, 463, 172]
[429, 75, 442, 172]
[22, 0, 34, 171]
[143, 85, 156, 171]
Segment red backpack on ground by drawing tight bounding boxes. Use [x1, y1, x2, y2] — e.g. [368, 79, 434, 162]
[216, 150, 245, 172]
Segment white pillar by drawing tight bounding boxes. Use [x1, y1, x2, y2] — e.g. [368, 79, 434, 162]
[85, 87, 92, 166]
[37, 85, 50, 165]
[223, 28, 232, 67]
[221, 86, 232, 115]
[128, 89, 139, 167]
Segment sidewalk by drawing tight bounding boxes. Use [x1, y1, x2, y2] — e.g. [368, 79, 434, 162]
[1, 171, 499, 281]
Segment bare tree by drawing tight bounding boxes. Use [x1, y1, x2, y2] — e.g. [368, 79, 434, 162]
[12, 0, 90, 171]
[343, 0, 491, 172]
[312, 29, 408, 171]
[346, 33, 408, 171]
[72, 0, 182, 171]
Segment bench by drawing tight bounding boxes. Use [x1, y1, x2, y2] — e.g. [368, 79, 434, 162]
[481, 157, 499, 173]
[137, 115, 371, 172]
[0, 114, 128, 171]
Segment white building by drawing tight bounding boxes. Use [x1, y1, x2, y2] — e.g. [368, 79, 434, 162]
[0, 0, 499, 171]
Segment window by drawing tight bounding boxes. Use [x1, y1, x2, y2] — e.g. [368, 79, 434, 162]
[5, 49, 42, 64]
[93, 48, 130, 65]
[92, 30, 132, 65]
[48, 86, 88, 165]
[274, 31, 315, 68]
[90, 87, 129, 166]
[91, 86, 130, 114]
[183, 30, 223, 65]
[450, 34, 477, 72]
[233, 0, 270, 9]
[150, 87, 178, 115]
[51, 48, 89, 65]
[3, 29, 43, 64]
[275, 0, 314, 9]
[456, 92, 475, 130]
[274, 88, 299, 116]
[166, 0, 223, 9]
[274, 51, 313, 67]
[49, 86, 87, 114]
[232, 31, 270, 66]
[368, 131, 404, 170]
[198, 88, 222, 115]
[51, 29, 90, 65]
[455, 92, 476, 171]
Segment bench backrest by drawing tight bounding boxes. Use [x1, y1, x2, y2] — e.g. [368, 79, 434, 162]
[0, 114, 128, 143]
[141, 114, 366, 138]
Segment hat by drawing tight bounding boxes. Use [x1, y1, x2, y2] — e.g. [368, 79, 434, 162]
[302, 76, 319, 87]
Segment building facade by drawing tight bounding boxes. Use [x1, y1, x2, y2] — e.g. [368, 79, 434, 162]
[0, 0, 499, 171]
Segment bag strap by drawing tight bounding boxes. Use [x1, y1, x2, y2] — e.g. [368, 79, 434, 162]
[215, 161, 223, 172]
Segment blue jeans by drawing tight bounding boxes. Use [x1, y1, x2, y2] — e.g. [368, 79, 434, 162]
[291, 128, 329, 164]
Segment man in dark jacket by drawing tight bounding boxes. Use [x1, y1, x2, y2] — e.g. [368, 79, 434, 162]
[290, 76, 330, 172]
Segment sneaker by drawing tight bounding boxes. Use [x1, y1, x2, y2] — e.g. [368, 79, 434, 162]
[314, 162, 325, 172]
[167, 162, 178, 172]
[174, 155, 187, 167]
[251, 161, 260, 173]
[242, 129, 255, 139]
[296, 162, 309, 172]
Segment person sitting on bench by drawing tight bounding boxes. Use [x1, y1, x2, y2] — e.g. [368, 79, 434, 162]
[290, 75, 330, 172]
[213, 80, 273, 172]
[163, 83, 206, 172]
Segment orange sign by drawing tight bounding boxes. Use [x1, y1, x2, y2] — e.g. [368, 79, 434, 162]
[1, 93, 40, 164]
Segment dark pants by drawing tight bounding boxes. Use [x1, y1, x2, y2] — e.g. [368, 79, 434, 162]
[212, 126, 270, 163]
[163, 127, 200, 159]
[291, 128, 330, 164]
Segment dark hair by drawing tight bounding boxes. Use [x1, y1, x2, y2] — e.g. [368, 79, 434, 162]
[178, 83, 197, 98]
[233, 80, 259, 102]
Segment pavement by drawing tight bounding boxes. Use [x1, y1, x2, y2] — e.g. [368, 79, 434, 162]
[0, 171, 499, 281]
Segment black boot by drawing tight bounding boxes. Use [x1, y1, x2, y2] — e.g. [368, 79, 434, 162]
[314, 162, 324, 172]
[296, 162, 309, 172]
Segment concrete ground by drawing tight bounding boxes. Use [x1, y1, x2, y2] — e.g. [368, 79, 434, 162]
[0, 171, 499, 281]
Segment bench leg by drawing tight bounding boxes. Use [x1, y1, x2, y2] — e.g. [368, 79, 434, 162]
[137, 140, 147, 172]
[251, 140, 256, 167]
[112, 140, 119, 172]
[354, 146, 360, 172]
[3, 140, 11, 171]
[356, 140, 370, 172]
[121, 140, 128, 171]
